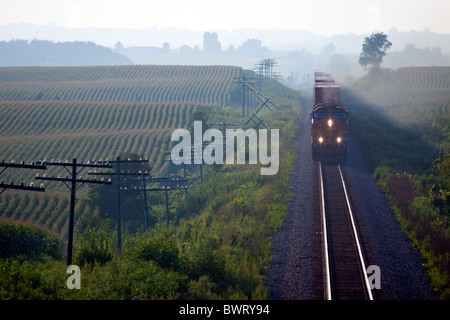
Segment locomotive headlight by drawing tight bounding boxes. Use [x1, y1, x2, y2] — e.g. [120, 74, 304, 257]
[319, 137, 324, 143]
[337, 137, 342, 143]
[328, 119, 333, 127]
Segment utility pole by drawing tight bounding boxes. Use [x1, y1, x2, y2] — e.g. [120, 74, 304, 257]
[166, 139, 208, 185]
[34, 158, 112, 265]
[127, 177, 188, 228]
[255, 58, 280, 81]
[88, 156, 149, 252]
[234, 76, 256, 117]
[243, 82, 278, 129]
[209, 122, 238, 162]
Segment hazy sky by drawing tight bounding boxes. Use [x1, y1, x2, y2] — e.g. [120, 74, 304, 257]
[1, 0, 450, 35]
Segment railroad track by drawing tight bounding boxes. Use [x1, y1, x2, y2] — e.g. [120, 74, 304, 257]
[316, 161, 373, 300]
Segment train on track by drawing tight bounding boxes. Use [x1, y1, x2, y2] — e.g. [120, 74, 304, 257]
[311, 72, 348, 158]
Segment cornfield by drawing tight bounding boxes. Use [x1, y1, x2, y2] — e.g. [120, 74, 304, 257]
[0, 65, 241, 236]
[398, 67, 450, 118]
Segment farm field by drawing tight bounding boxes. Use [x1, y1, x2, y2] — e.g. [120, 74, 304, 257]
[0, 65, 240, 106]
[396, 67, 450, 117]
[397, 67, 450, 118]
[0, 100, 198, 169]
[0, 65, 241, 236]
[398, 66, 450, 97]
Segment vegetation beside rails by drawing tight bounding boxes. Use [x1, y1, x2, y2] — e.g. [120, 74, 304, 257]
[374, 161, 449, 299]
[343, 68, 450, 299]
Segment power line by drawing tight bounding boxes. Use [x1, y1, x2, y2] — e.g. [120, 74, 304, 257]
[34, 158, 112, 265]
[244, 83, 278, 129]
[0, 160, 47, 194]
[122, 176, 188, 228]
[254, 58, 281, 82]
[87, 156, 149, 253]
[234, 76, 257, 117]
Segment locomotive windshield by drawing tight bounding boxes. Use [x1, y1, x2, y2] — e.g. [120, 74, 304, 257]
[313, 112, 347, 120]
[331, 112, 347, 120]
[313, 112, 329, 120]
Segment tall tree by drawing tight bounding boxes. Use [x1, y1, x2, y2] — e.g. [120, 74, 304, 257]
[359, 32, 392, 70]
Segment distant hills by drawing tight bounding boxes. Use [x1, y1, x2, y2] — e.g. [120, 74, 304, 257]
[0, 39, 132, 67]
[2, 23, 450, 54]
[1, 23, 450, 89]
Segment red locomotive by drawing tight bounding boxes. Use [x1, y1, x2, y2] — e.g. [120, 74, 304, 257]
[311, 72, 348, 157]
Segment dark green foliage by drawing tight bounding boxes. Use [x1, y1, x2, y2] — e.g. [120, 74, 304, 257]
[374, 165, 450, 299]
[76, 259, 189, 300]
[184, 249, 226, 282]
[132, 236, 180, 270]
[0, 259, 66, 299]
[359, 32, 392, 69]
[0, 222, 62, 260]
[74, 227, 113, 267]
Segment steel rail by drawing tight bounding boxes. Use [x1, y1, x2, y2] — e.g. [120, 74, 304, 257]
[338, 164, 373, 300]
[318, 161, 332, 300]
[319, 162, 373, 300]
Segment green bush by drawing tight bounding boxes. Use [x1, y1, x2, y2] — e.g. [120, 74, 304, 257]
[185, 249, 226, 282]
[410, 197, 440, 222]
[0, 258, 66, 300]
[0, 222, 62, 260]
[133, 236, 180, 270]
[74, 259, 189, 300]
[373, 166, 393, 191]
[74, 227, 113, 267]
